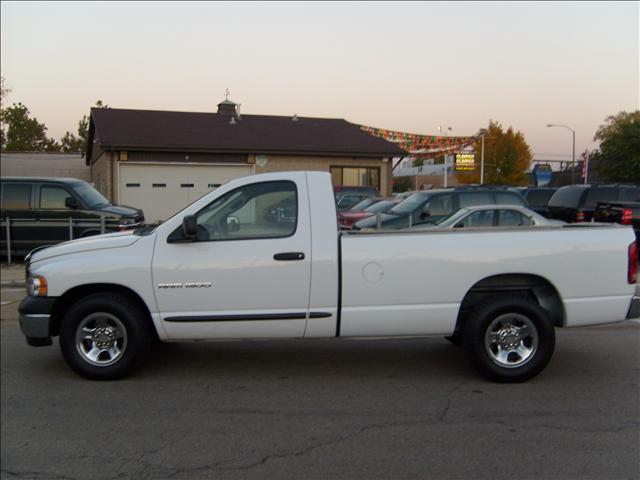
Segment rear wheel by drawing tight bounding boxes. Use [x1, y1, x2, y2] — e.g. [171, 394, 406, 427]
[462, 296, 555, 382]
[59, 293, 152, 380]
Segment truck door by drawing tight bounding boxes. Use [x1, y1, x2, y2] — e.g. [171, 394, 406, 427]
[152, 178, 312, 340]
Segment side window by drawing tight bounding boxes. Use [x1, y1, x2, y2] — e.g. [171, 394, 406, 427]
[458, 192, 493, 208]
[494, 192, 526, 206]
[195, 181, 297, 241]
[498, 210, 531, 226]
[40, 186, 72, 209]
[423, 194, 454, 216]
[459, 210, 495, 228]
[621, 188, 640, 202]
[2, 184, 32, 210]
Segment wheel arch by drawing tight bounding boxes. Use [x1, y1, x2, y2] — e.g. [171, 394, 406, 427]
[454, 274, 565, 335]
[50, 283, 158, 339]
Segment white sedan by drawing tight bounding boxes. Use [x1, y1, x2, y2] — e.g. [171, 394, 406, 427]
[435, 205, 565, 229]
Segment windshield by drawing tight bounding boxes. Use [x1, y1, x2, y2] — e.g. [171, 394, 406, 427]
[437, 208, 471, 228]
[350, 198, 377, 211]
[71, 181, 111, 208]
[365, 200, 396, 213]
[389, 193, 429, 214]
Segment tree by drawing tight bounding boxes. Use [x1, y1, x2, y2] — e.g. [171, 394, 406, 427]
[3, 102, 59, 152]
[0, 76, 11, 149]
[589, 111, 640, 183]
[455, 121, 532, 186]
[60, 100, 109, 153]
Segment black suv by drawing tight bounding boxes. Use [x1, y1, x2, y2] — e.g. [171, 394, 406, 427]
[1, 177, 144, 256]
[354, 187, 528, 230]
[547, 184, 640, 223]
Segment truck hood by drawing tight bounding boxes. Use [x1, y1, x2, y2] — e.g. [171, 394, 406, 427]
[29, 231, 142, 263]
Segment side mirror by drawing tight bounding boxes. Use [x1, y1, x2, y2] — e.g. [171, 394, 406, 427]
[182, 215, 198, 240]
[227, 216, 240, 233]
[420, 209, 431, 219]
[65, 197, 78, 209]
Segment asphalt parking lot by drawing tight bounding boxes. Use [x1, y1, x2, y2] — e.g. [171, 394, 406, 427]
[1, 268, 639, 480]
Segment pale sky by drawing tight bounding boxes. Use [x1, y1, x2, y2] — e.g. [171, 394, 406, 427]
[1, 1, 638, 161]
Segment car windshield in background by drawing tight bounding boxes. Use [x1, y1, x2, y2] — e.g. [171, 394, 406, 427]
[364, 200, 396, 213]
[350, 198, 378, 211]
[389, 193, 429, 214]
[583, 188, 619, 208]
[548, 186, 584, 208]
[72, 182, 111, 208]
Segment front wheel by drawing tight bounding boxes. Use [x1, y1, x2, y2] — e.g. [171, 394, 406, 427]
[59, 293, 153, 380]
[462, 296, 555, 383]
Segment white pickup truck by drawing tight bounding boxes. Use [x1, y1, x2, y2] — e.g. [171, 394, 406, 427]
[19, 172, 640, 382]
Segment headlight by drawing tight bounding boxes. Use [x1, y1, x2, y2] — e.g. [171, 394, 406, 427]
[27, 276, 48, 297]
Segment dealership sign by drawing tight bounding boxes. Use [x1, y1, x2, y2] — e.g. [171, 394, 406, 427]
[455, 153, 476, 171]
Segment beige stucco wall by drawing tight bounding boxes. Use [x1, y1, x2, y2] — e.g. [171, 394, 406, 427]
[253, 155, 392, 196]
[90, 150, 114, 201]
[91, 152, 393, 202]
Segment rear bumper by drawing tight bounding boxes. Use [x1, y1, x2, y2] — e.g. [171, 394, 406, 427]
[627, 285, 640, 319]
[19, 296, 58, 346]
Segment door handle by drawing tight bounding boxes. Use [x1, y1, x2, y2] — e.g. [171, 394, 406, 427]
[274, 252, 305, 261]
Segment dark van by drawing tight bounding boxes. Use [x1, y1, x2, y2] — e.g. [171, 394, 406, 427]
[1, 177, 144, 256]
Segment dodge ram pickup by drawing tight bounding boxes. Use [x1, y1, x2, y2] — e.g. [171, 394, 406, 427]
[19, 172, 640, 382]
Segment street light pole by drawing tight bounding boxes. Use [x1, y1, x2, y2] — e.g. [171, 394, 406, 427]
[546, 124, 576, 184]
[479, 129, 486, 185]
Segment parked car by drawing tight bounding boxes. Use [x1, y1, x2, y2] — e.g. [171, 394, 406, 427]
[434, 205, 564, 229]
[338, 197, 399, 229]
[19, 171, 639, 382]
[594, 201, 640, 241]
[1, 177, 145, 256]
[335, 192, 377, 211]
[354, 187, 528, 230]
[511, 187, 557, 217]
[548, 184, 640, 223]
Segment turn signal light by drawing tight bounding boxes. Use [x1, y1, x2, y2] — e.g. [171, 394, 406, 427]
[576, 210, 585, 222]
[621, 209, 633, 225]
[27, 276, 48, 297]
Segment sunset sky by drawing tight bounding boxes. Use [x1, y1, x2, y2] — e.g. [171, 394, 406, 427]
[1, 1, 638, 161]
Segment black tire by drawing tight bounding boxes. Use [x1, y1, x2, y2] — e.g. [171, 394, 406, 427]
[59, 293, 153, 380]
[462, 296, 555, 383]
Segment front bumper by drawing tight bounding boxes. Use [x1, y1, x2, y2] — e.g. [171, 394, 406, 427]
[19, 296, 58, 347]
[627, 285, 640, 320]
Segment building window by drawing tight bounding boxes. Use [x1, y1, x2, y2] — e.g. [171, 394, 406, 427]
[152, 183, 166, 188]
[329, 167, 380, 190]
[126, 183, 141, 188]
[181, 184, 195, 188]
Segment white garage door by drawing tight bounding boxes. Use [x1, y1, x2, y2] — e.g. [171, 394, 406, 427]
[119, 163, 253, 223]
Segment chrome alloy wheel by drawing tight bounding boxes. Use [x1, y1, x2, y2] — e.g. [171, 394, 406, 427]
[75, 312, 128, 367]
[484, 313, 538, 368]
